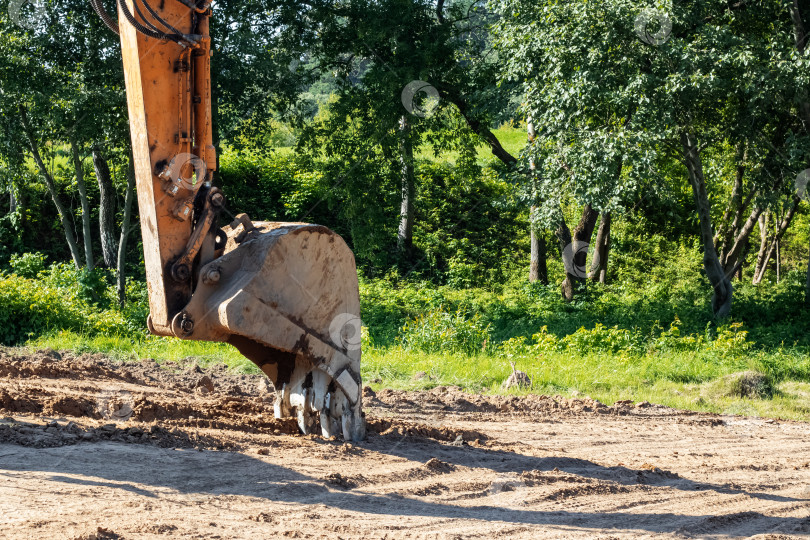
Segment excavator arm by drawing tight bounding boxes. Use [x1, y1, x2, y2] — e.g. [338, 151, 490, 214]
[92, 0, 365, 440]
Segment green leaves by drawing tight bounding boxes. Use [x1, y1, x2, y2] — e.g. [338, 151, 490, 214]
[492, 0, 809, 241]
[0, 263, 136, 345]
[400, 307, 492, 356]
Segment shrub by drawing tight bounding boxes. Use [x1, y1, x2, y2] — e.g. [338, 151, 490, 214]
[711, 322, 752, 357]
[650, 316, 704, 352]
[0, 275, 81, 343]
[560, 324, 645, 355]
[0, 273, 136, 345]
[413, 162, 524, 287]
[9, 252, 46, 278]
[217, 150, 329, 225]
[41, 263, 114, 308]
[400, 307, 491, 356]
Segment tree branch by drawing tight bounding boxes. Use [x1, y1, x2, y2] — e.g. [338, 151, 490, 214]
[436, 0, 445, 24]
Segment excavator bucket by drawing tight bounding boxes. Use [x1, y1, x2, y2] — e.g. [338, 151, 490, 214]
[177, 219, 366, 441]
[111, 0, 365, 439]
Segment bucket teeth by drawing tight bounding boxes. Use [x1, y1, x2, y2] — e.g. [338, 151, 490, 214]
[273, 363, 364, 441]
[274, 383, 292, 419]
[320, 398, 340, 438]
[309, 370, 330, 412]
[296, 404, 318, 435]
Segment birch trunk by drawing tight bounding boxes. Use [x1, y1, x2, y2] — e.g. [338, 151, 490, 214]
[117, 158, 137, 307]
[397, 116, 415, 253]
[588, 212, 611, 284]
[70, 135, 94, 270]
[93, 147, 117, 268]
[753, 198, 800, 284]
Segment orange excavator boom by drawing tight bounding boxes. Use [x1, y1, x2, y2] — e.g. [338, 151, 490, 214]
[91, 0, 365, 440]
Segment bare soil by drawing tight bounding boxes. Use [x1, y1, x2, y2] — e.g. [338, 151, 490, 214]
[0, 348, 808, 539]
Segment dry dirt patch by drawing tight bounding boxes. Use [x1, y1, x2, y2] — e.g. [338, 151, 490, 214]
[0, 348, 808, 539]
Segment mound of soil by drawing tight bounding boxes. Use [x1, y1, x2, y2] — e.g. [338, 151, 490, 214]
[370, 385, 672, 418]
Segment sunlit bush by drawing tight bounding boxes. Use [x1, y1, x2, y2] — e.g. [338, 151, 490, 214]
[400, 307, 491, 356]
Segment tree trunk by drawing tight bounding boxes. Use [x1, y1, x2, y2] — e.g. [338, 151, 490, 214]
[438, 85, 517, 166]
[753, 197, 800, 284]
[586, 152, 621, 284]
[714, 144, 769, 278]
[806, 225, 810, 307]
[529, 216, 548, 284]
[18, 106, 83, 268]
[8, 188, 17, 214]
[753, 212, 769, 283]
[70, 135, 94, 270]
[527, 118, 547, 284]
[715, 143, 746, 254]
[529, 210, 548, 284]
[721, 203, 764, 275]
[397, 116, 415, 253]
[777, 238, 782, 283]
[588, 212, 611, 284]
[117, 158, 137, 308]
[556, 204, 599, 301]
[93, 146, 117, 268]
[681, 131, 733, 318]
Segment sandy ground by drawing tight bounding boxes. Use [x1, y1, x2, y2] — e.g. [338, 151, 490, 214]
[0, 349, 808, 539]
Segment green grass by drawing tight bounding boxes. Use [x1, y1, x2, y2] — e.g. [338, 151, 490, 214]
[362, 346, 810, 421]
[482, 125, 527, 157]
[415, 125, 526, 165]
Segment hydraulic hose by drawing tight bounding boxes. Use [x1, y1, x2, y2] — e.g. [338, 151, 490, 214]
[117, 0, 169, 40]
[89, 0, 119, 35]
[139, 0, 186, 37]
[132, 0, 163, 35]
[117, 0, 200, 46]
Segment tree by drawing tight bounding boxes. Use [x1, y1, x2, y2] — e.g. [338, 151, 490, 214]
[492, 0, 810, 315]
[210, 0, 320, 152]
[527, 118, 547, 284]
[70, 133, 95, 269]
[0, 0, 128, 270]
[397, 116, 416, 252]
[93, 145, 117, 268]
[287, 0, 536, 280]
[588, 212, 611, 284]
[15, 105, 84, 268]
[117, 156, 137, 307]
